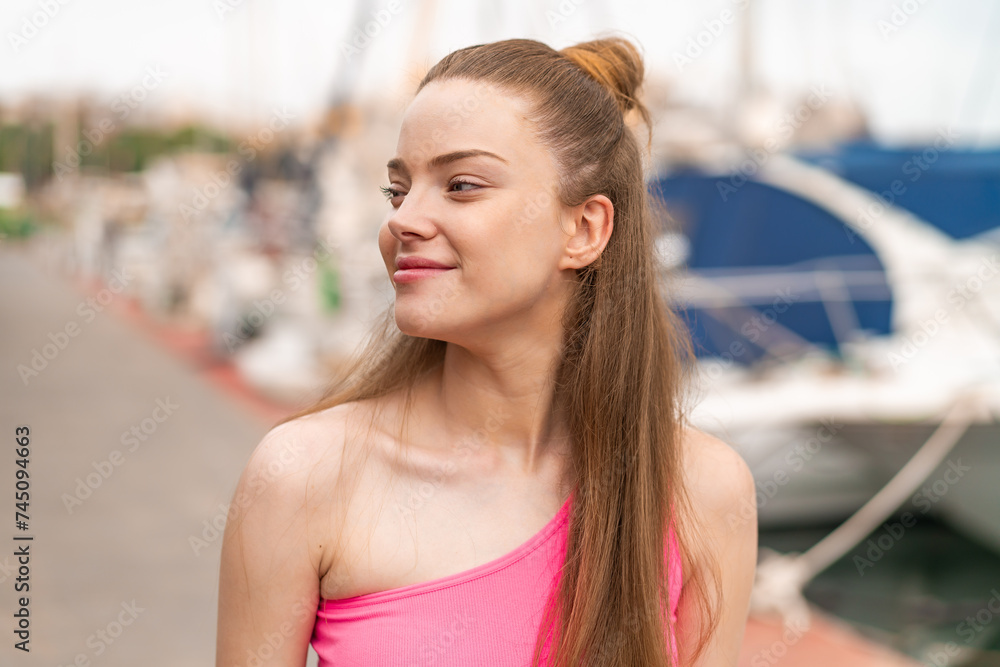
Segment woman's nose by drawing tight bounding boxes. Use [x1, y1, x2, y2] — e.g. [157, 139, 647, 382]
[386, 189, 439, 242]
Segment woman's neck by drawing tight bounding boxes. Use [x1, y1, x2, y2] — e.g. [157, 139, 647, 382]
[413, 341, 570, 478]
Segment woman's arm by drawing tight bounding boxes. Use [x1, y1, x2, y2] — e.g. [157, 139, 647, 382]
[676, 428, 758, 666]
[216, 422, 333, 667]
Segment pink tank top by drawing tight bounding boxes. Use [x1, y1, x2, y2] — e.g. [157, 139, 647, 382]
[310, 491, 684, 665]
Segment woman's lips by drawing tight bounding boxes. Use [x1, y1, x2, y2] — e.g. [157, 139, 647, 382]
[393, 267, 455, 283]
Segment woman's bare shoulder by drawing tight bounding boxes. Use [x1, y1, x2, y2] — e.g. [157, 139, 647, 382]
[679, 427, 756, 520]
[240, 401, 372, 496]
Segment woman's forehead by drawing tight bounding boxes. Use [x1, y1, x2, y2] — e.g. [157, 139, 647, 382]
[396, 79, 537, 155]
[387, 79, 551, 177]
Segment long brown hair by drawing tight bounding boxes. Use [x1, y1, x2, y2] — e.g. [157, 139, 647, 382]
[277, 35, 719, 666]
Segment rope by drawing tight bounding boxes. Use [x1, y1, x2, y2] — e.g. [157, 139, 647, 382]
[749, 393, 982, 630]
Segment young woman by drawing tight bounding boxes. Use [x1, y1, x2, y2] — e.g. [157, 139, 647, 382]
[216, 36, 757, 666]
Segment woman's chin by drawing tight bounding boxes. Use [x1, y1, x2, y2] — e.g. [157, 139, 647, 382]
[393, 310, 448, 340]
[392, 284, 466, 337]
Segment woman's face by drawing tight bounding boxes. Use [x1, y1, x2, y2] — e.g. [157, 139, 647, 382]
[378, 78, 580, 343]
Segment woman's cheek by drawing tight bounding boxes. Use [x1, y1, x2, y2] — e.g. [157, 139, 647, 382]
[377, 226, 396, 272]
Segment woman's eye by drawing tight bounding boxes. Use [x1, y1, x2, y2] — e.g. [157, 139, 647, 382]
[449, 180, 479, 193]
[380, 181, 477, 205]
[379, 185, 404, 203]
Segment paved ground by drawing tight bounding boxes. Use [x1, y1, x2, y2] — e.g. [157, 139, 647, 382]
[0, 239, 319, 667]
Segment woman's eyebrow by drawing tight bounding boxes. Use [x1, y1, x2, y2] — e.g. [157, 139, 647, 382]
[386, 149, 509, 174]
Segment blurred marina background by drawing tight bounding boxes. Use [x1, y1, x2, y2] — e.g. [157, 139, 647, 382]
[1, 0, 999, 665]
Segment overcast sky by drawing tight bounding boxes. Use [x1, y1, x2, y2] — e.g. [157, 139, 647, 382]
[2, 0, 999, 145]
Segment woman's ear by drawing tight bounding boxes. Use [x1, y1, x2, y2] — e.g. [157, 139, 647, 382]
[559, 194, 614, 270]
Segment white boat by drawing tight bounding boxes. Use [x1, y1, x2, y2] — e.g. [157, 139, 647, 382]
[655, 149, 1000, 559]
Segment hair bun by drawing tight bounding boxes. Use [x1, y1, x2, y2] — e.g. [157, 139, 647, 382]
[559, 36, 646, 119]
